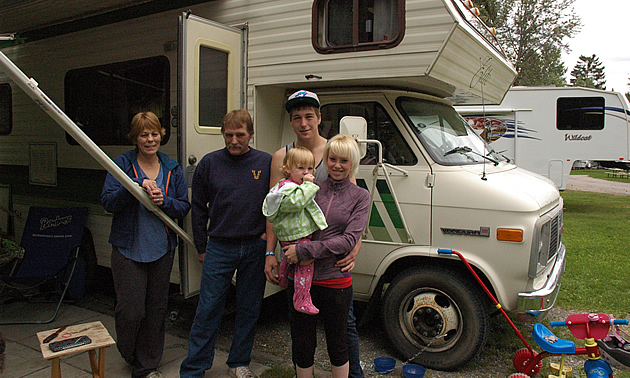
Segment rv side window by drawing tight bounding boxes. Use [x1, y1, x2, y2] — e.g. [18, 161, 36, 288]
[0, 83, 11, 135]
[320, 102, 417, 166]
[64, 56, 170, 146]
[313, 0, 404, 53]
[556, 97, 605, 131]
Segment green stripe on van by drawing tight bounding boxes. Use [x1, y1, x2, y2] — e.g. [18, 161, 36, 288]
[357, 178, 407, 243]
[376, 180, 408, 241]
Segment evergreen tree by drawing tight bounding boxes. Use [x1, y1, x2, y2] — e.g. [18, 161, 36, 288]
[569, 54, 605, 88]
[570, 54, 606, 89]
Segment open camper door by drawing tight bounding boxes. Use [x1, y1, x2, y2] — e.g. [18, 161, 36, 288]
[178, 12, 244, 298]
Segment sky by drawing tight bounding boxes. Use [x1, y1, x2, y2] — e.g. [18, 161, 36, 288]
[562, 0, 630, 93]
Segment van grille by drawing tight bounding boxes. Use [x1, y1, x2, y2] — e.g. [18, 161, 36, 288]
[529, 205, 564, 278]
[548, 212, 561, 262]
[543, 208, 563, 265]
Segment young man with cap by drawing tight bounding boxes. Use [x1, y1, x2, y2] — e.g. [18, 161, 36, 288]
[264, 90, 365, 377]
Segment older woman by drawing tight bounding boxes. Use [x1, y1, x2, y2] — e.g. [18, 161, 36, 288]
[283, 134, 370, 378]
[101, 111, 190, 378]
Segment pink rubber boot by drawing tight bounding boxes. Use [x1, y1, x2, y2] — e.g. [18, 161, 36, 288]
[293, 262, 319, 315]
[278, 258, 289, 288]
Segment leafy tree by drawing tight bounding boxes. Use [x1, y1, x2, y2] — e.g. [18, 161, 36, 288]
[476, 0, 581, 86]
[518, 43, 568, 86]
[570, 54, 606, 89]
[475, 0, 502, 24]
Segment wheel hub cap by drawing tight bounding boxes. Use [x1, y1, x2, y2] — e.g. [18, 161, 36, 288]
[405, 292, 460, 348]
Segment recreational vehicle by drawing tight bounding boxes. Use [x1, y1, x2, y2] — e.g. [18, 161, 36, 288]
[0, 0, 565, 370]
[457, 86, 630, 190]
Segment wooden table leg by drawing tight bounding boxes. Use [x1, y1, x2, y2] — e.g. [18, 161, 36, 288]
[88, 349, 98, 376]
[51, 357, 61, 378]
[98, 347, 106, 378]
[87, 347, 108, 378]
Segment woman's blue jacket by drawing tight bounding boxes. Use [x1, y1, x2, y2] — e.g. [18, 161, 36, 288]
[101, 149, 190, 250]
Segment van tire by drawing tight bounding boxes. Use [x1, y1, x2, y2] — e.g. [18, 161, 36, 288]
[381, 265, 489, 370]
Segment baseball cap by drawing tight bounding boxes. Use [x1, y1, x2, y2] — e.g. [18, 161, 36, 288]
[285, 90, 320, 112]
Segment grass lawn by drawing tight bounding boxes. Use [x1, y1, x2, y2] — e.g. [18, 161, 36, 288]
[559, 189, 630, 318]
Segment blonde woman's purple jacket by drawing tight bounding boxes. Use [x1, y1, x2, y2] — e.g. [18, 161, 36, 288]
[295, 176, 370, 282]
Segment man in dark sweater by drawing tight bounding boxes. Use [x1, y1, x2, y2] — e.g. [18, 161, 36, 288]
[180, 109, 272, 378]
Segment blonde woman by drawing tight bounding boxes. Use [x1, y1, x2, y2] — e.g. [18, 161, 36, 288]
[283, 134, 370, 378]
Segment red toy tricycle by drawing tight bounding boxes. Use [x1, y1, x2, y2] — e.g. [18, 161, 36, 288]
[436, 248, 630, 378]
[509, 313, 629, 377]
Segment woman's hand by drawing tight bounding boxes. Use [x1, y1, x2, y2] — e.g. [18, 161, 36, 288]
[283, 244, 299, 264]
[142, 179, 163, 205]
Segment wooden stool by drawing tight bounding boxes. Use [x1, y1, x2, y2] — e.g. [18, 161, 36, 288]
[37, 321, 116, 378]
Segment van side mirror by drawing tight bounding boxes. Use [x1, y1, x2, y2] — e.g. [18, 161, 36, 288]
[339, 116, 367, 158]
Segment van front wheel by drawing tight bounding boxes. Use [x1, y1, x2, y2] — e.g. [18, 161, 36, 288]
[381, 266, 489, 370]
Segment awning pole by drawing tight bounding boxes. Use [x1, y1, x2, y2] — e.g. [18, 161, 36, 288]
[0, 50, 196, 251]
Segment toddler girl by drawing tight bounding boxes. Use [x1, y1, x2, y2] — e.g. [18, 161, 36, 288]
[263, 146, 327, 314]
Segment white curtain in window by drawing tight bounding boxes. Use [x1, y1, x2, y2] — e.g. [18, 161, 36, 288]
[374, 0, 398, 42]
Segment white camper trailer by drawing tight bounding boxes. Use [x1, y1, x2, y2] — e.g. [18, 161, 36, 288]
[0, 0, 566, 370]
[456, 86, 630, 190]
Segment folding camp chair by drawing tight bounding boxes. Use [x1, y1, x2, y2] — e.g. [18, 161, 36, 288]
[0, 184, 14, 238]
[0, 184, 21, 276]
[0, 206, 88, 324]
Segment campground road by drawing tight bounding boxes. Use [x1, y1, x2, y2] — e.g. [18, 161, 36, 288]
[565, 174, 630, 195]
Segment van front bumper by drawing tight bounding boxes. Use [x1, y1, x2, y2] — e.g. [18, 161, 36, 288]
[516, 243, 566, 322]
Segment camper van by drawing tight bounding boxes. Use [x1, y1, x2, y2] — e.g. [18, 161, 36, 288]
[456, 86, 630, 190]
[0, 0, 565, 370]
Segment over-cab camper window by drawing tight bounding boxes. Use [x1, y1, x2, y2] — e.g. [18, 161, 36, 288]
[0, 83, 11, 135]
[313, 0, 404, 53]
[64, 56, 170, 145]
[556, 97, 605, 131]
[320, 102, 416, 166]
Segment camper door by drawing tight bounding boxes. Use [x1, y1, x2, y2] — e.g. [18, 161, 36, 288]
[178, 13, 244, 298]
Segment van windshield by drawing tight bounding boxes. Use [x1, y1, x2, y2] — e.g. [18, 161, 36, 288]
[397, 96, 502, 166]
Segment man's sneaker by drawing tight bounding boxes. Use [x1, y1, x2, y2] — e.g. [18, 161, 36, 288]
[228, 366, 259, 378]
[145, 371, 163, 378]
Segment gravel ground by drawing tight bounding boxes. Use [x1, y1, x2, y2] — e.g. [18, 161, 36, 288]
[77, 175, 630, 377]
[565, 174, 630, 195]
[77, 279, 574, 378]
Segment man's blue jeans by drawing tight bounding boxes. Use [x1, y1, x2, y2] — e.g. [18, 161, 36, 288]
[180, 237, 266, 377]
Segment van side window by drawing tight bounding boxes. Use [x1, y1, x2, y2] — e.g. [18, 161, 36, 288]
[64, 56, 170, 145]
[320, 102, 417, 166]
[556, 97, 605, 131]
[0, 83, 11, 135]
[313, 0, 404, 53]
